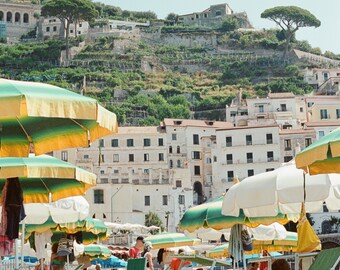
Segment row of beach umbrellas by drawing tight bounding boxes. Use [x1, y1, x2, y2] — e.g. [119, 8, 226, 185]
[0, 78, 119, 268]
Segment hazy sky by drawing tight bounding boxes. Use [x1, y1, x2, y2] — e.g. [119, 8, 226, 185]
[100, 0, 340, 54]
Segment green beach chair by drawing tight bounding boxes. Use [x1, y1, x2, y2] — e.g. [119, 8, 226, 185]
[127, 257, 147, 270]
[309, 247, 340, 270]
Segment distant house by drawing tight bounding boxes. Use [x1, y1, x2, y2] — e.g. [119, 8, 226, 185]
[177, 3, 252, 29]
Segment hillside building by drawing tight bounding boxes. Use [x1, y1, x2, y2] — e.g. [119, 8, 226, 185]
[177, 3, 252, 29]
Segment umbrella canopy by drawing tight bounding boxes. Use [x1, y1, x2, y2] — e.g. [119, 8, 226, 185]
[180, 197, 296, 234]
[26, 218, 109, 245]
[91, 255, 127, 268]
[0, 79, 118, 157]
[0, 155, 96, 203]
[22, 196, 89, 225]
[145, 233, 201, 249]
[222, 164, 340, 218]
[84, 244, 112, 260]
[295, 128, 340, 174]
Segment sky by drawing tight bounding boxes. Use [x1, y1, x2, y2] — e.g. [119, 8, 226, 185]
[100, 0, 340, 54]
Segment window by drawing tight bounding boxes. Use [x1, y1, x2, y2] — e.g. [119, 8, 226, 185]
[323, 72, 329, 80]
[100, 154, 105, 163]
[14, 12, 20, 23]
[284, 139, 292, 150]
[319, 131, 325, 138]
[84, 154, 89, 159]
[193, 134, 199, 145]
[53, 26, 57, 32]
[267, 151, 274, 162]
[158, 138, 164, 146]
[6, 12, 12, 22]
[204, 13, 208, 18]
[300, 107, 303, 113]
[337, 109, 340, 119]
[113, 169, 119, 174]
[172, 133, 177, 140]
[266, 168, 274, 172]
[170, 160, 173, 168]
[23, 13, 29, 23]
[206, 157, 212, 164]
[159, 153, 164, 161]
[280, 104, 287, 112]
[111, 139, 118, 147]
[179, 195, 185, 205]
[307, 102, 314, 108]
[213, 156, 217, 162]
[100, 170, 104, 175]
[215, 10, 222, 16]
[176, 180, 182, 187]
[192, 151, 201, 160]
[162, 195, 168, 206]
[129, 154, 134, 162]
[226, 154, 233, 164]
[46, 26, 50, 32]
[266, 134, 273, 144]
[144, 138, 151, 147]
[144, 153, 149, 161]
[248, 169, 254, 177]
[320, 109, 328, 119]
[246, 153, 253, 163]
[259, 105, 264, 113]
[70, 29, 73, 33]
[305, 138, 312, 147]
[284, 156, 293, 162]
[169, 146, 172, 154]
[226, 136, 232, 147]
[113, 154, 119, 162]
[194, 166, 200, 175]
[94, 190, 104, 204]
[61, 151, 68, 162]
[177, 146, 180, 154]
[144, 168, 149, 174]
[79, 23, 82, 27]
[144, 196, 150, 206]
[177, 160, 181, 168]
[195, 14, 199, 19]
[227, 171, 234, 182]
[246, 135, 252, 145]
[99, 139, 104, 147]
[127, 139, 134, 147]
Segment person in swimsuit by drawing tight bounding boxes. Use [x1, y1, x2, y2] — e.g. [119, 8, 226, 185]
[142, 241, 154, 270]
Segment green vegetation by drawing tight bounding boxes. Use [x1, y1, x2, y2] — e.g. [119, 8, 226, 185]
[261, 6, 321, 58]
[220, 16, 239, 32]
[145, 212, 164, 232]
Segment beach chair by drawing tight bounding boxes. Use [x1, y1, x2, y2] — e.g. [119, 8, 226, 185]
[127, 257, 147, 270]
[309, 247, 340, 270]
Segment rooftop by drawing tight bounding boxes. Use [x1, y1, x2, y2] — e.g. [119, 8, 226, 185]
[279, 128, 315, 135]
[117, 126, 162, 134]
[267, 92, 295, 99]
[217, 124, 279, 131]
[162, 118, 233, 129]
[305, 121, 340, 127]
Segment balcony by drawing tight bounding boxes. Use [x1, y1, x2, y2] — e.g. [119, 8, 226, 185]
[111, 178, 119, 184]
[121, 178, 129, 184]
[99, 178, 109, 184]
[247, 159, 253, 163]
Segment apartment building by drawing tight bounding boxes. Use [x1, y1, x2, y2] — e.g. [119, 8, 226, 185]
[161, 119, 233, 204]
[212, 125, 281, 195]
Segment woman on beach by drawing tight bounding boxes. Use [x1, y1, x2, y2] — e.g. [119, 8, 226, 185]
[142, 241, 154, 270]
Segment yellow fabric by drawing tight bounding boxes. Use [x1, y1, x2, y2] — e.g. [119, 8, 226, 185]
[295, 144, 328, 172]
[296, 207, 321, 253]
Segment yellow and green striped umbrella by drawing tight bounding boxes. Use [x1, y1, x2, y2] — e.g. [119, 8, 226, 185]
[0, 79, 118, 157]
[0, 155, 96, 203]
[206, 232, 298, 258]
[84, 244, 112, 260]
[26, 218, 109, 245]
[180, 197, 296, 234]
[145, 233, 201, 249]
[296, 128, 340, 174]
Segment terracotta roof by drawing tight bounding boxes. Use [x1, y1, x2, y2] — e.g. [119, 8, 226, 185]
[217, 124, 279, 131]
[305, 121, 340, 127]
[268, 92, 295, 99]
[162, 119, 233, 129]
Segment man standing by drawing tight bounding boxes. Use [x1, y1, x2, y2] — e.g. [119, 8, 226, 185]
[129, 236, 144, 258]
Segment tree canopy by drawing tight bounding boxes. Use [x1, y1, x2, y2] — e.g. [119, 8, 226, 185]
[261, 6, 321, 58]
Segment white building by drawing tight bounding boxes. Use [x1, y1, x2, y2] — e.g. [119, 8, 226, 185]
[161, 118, 233, 203]
[53, 126, 193, 232]
[212, 124, 281, 195]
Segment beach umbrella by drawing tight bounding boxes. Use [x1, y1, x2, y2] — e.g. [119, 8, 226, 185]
[91, 255, 127, 268]
[26, 218, 109, 245]
[221, 163, 340, 218]
[84, 244, 112, 260]
[0, 79, 117, 157]
[180, 197, 297, 234]
[145, 233, 201, 249]
[0, 155, 96, 203]
[295, 128, 340, 174]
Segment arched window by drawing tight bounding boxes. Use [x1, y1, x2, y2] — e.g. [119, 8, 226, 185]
[177, 160, 181, 168]
[193, 181, 204, 205]
[6, 12, 12, 23]
[14, 12, 20, 23]
[169, 146, 172, 154]
[0, 11, 4, 21]
[23, 13, 29, 23]
[177, 146, 180, 153]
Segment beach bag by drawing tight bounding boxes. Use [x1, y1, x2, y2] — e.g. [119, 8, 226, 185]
[57, 238, 74, 257]
[241, 229, 253, 251]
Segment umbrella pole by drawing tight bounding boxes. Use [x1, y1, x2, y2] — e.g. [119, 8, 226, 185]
[242, 254, 246, 270]
[15, 238, 19, 270]
[67, 254, 70, 270]
[21, 220, 25, 268]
